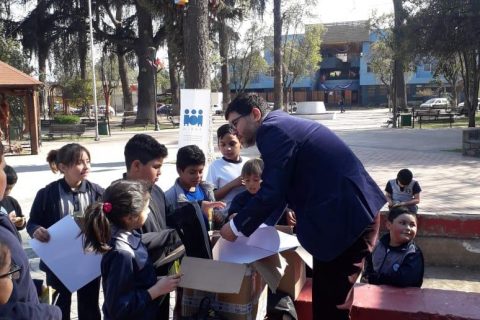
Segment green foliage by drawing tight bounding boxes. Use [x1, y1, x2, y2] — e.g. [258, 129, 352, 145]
[0, 24, 32, 73]
[62, 78, 93, 106]
[53, 115, 80, 124]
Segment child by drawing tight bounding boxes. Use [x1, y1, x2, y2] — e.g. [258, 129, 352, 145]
[165, 145, 225, 231]
[123, 134, 182, 319]
[0, 240, 61, 319]
[362, 206, 424, 287]
[0, 165, 26, 238]
[81, 180, 180, 320]
[229, 158, 295, 226]
[385, 168, 421, 214]
[206, 124, 248, 211]
[26, 143, 103, 320]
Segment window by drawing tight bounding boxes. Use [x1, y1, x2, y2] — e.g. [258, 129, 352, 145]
[367, 63, 372, 73]
[424, 63, 432, 72]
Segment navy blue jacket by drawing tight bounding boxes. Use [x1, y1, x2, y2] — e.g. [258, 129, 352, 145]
[0, 301, 61, 319]
[232, 111, 386, 261]
[0, 215, 38, 304]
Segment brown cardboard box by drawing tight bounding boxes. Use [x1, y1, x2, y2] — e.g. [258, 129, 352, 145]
[277, 249, 306, 299]
[179, 257, 268, 320]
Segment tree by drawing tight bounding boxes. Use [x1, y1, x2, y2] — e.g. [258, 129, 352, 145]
[392, 0, 408, 114]
[273, 0, 283, 109]
[368, 34, 395, 110]
[432, 55, 462, 107]
[183, 0, 210, 89]
[407, 0, 480, 127]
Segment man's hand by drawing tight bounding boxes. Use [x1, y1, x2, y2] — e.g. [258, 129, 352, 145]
[286, 209, 296, 227]
[220, 223, 237, 242]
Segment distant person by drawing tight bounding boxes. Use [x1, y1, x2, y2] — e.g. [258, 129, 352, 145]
[339, 97, 345, 113]
[220, 93, 385, 320]
[27, 143, 103, 320]
[1, 165, 26, 240]
[362, 206, 424, 287]
[385, 169, 421, 214]
[206, 124, 248, 212]
[0, 240, 62, 319]
[81, 180, 181, 320]
[122, 134, 182, 319]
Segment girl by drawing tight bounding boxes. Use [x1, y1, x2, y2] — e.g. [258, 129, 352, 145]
[82, 180, 180, 320]
[26, 143, 103, 320]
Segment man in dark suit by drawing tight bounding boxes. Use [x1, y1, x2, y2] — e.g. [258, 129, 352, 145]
[220, 93, 386, 320]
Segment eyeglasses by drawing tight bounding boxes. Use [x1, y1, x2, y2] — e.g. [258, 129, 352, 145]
[230, 114, 247, 129]
[0, 263, 21, 280]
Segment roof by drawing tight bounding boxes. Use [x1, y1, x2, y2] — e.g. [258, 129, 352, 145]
[319, 20, 370, 44]
[0, 60, 42, 87]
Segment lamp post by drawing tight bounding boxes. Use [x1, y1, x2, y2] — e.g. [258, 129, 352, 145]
[147, 47, 160, 131]
[88, 0, 99, 141]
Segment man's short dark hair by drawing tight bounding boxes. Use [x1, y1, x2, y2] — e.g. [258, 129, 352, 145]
[225, 93, 267, 119]
[387, 206, 416, 222]
[124, 134, 168, 170]
[217, 124, 234, 141]
[176, 145, 205, 171]
[397, 168, 413, 185]
[4, 165, 17, 186]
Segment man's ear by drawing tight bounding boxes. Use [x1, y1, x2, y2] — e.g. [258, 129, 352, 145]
[385, 220, 392, 231]
[252, 107, 262, 121]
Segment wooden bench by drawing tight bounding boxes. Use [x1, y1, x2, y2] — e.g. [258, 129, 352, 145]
[415, 110, 454, 128]
[40, 119, 53, 128]
[47, 124, 86, 139]
[80, 118, 97, 128]
[120, 116, 149, 130]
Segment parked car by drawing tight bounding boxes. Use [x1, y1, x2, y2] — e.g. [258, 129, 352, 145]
[98, 105, 116, 116]
[419, 98, 450, 109]
[211, 104, 223, 115]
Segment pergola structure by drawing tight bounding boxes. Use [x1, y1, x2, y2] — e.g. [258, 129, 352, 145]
[0, 60, 42, 155]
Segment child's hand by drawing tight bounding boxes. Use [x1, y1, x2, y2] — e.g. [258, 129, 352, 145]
[201, 201, 226, 216]
[286, 209, 296, 227]
[148, 274, 182, 299]
[33, 227, 50, 242]
[233, 176, 244, 187]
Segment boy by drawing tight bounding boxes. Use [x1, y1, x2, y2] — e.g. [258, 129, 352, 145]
[123, 134, 182, 319]
[385, 168, 421, 213]
[0, 165, 25, 238]
[362, 206, 424, 287]
[0, 240, 61, 319]
[206, 124, 248, 211]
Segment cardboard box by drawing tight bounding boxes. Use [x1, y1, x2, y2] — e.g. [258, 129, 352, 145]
[178, 227, 310, 319]
[277, 249, 306, 300]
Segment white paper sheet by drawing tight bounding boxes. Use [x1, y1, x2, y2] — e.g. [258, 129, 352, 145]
[212, 226, 300, 264]
[29, 216, 102, 292]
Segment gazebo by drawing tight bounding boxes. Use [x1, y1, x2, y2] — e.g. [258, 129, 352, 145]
[0, 60, 42, 155]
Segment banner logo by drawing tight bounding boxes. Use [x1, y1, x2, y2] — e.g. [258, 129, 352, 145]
[183, 109, 203, 127]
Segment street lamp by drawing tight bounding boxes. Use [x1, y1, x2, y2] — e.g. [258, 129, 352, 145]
[88, 0, 99, 141]
[147, 47, 160, 131]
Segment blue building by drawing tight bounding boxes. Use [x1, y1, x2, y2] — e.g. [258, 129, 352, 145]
[231, 20, 443, 107]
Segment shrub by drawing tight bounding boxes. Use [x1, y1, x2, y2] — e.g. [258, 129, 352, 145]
[53, 115, 80, 124]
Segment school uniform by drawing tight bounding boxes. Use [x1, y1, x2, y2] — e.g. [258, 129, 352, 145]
[0, 301, 62, 320]
[101, 228, 159, 320]
[27, 178, 103, 320]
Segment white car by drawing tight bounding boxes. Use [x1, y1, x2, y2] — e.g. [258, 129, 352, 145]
[419, 98, 450, 109]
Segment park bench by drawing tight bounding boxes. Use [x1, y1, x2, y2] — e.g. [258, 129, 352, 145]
[40, 119, 53, 128]
[415, 109, 454, 128]
[120, 116, 149, 130]
[47, 124, 86, 139]
[80, 118, 97, 128]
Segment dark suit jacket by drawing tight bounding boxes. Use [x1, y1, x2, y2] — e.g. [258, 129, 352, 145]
[232, 110, 386, 261]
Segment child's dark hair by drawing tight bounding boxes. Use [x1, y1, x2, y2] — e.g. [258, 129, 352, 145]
[241, 158, 264, 177]
[225, 93, 267, 120]
[217, 124, 234, 141]
[82, 180, 150, 254]
[4, 165, 17, 186]
[387, 206, 416, 222]
[46, 143, 90, 174]
[397, 168, 413, 185]
[124, 134, 168, 170]
[0, 142, 4, 159]
[176, 145, 205, 171]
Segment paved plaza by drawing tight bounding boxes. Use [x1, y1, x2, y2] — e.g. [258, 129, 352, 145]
[9, 108, 480, 318]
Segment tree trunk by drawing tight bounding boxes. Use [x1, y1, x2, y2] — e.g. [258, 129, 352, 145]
[117, 50, 133, 111]
[183, 0, 210, 89]
[78, 0, 88, 80]
[273, 0, 283, 109]
[167, 43, 180, 115]
[219, 16, 230, 111]
[460, 50, 479, 127]
[393, 0, 407, 112]
[134, 2, 155, 122]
